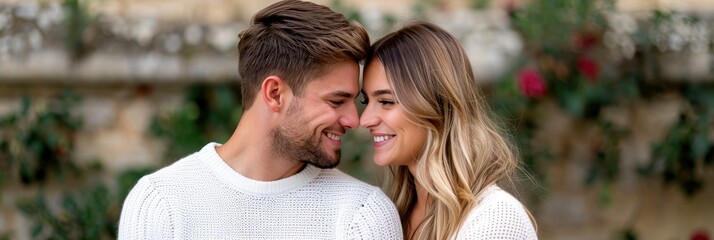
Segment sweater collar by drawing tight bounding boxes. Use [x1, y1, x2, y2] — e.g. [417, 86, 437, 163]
[198, 142, 320, 196]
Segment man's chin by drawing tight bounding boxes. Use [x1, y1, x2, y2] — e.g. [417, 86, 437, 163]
[307, 153, 340, 169]
[310, 161, 339, 169]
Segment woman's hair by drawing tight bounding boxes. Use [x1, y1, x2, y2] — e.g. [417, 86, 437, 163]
[367, 21, 534, 239]
[238, 0, 369, 109]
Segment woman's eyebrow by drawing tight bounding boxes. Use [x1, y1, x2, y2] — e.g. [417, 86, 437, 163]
[371, 89, 393, 97]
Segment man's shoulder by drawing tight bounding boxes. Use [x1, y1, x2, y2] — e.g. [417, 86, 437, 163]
[313, 169, 402, 239]
[314, 168, 378, 189]
[124, 150, 215, 208]
[309, 168, 388, 200]
[138, 152, 206, 187]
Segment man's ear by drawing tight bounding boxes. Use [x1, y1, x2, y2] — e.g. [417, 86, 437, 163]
[260, 76, 290, 112]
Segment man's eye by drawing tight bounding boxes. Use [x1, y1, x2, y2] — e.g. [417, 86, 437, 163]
[329, 100, 344, 105]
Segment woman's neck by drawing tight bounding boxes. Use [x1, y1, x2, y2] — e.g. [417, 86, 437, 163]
[408, 180, 429, 239]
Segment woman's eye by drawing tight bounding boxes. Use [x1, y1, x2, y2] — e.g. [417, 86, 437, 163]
[378, 100, 395, 105]
[330, 100, 344, 106]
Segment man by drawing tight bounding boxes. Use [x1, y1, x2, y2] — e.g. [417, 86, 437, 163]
[118, 0, 402, 239]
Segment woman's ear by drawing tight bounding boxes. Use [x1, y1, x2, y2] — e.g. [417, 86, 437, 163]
[260, 75, 290, 112]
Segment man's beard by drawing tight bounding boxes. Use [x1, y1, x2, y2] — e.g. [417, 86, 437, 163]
[271, 100, 340, 169]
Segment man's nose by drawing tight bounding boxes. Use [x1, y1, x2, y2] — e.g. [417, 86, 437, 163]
[339, 102, 359, 129]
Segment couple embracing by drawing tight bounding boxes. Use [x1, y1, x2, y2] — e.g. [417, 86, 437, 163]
[118, 1, 537, 239]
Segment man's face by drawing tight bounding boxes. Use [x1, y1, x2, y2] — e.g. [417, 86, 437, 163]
[271, 61, 360, 168]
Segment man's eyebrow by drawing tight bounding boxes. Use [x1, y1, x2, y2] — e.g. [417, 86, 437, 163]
[330, 91, 355, 99]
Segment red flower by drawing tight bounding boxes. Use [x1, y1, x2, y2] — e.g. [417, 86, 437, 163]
[691, 229, 710, 240]
[577, 57, 599, 82]
[574, 33, 599, 51]
[517, 68, 547, 98]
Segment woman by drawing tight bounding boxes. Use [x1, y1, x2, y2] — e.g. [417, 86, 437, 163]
[360, 21, 538, 239]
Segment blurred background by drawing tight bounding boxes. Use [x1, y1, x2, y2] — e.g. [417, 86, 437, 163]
[1, 0, 713, 239]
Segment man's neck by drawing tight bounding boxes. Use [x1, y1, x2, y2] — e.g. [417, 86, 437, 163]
[216, 116, 307, 182]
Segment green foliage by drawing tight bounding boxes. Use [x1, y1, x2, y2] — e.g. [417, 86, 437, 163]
[470, 0, 490, 10]
[330, 0, 399, 35]
[500, 0, 714, 202]
[17, 185, 113, 239]
[619, 227, 638, 240]
[63, 0, 96, 60]
[14, 166, 151, 240]
[512, 0, 612, 51]
[0, 91, 153, 239]
[640, 84, 714, 196]
[0, 91, 83, 187]
[331, 0, 362, 22]
[151, 84, 242, 161]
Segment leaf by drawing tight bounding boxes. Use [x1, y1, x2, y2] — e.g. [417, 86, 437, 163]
[471, 0, 489, 9]
[21, 96, 31, 116]
[599, 182, 612, 206]
[19, 160, 36, 184]
[620, 228, 638, 240]
[62, 195, 78, 215]
[31, 224, 43, 238]
[561, 90, 585, 117]
[692, 131, 709, 161]
[681, 179, 703, 197]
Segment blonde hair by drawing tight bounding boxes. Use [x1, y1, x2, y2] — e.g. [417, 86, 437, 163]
[367, 21, 535, 239]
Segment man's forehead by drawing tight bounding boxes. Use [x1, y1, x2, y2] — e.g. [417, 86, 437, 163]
[304, 61, 359, 92]
[308, 79, 359, 94]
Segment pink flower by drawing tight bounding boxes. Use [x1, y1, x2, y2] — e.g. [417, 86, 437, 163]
[517, 68, 547, 98]
[691, 229, 710, 240]
[577, 57, 599, 82]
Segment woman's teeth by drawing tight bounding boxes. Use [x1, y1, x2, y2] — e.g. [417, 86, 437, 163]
[374, 135, 394, 143]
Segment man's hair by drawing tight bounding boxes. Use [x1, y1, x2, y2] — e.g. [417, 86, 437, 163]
[237, 0, 369, 109]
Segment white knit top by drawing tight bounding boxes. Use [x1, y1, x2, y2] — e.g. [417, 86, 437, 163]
[455, 185, 538, 239]
[118, 143, 403, 239]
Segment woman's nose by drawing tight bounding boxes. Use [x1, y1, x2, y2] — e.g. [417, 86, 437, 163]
[359, 106, 379, 129]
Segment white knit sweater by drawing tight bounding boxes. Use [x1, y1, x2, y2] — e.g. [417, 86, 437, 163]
[455, 185, 538, 239]
[118, 143, 403, 239]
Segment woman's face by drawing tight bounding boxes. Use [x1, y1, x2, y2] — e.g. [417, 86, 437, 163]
[360, 59, 427, 167]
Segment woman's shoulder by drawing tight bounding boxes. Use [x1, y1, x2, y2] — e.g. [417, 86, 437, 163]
[475, 185, 523, 211]
[455, 185, 538, 239]
[464, 185, 527, 221]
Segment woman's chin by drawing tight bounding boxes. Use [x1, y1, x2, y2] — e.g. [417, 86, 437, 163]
[373, 157, 392, 167]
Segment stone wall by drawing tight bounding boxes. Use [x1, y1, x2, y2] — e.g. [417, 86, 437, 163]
[1, 0, 714, 239]
[534, 98, 714, 239]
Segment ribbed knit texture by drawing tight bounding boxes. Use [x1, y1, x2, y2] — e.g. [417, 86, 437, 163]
[455, 185, 538, 239]
[118, 143, 402, 239]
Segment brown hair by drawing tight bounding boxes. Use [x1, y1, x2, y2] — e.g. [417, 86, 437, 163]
[238, 0, 369, 109]
[367, 21, 536, 239]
